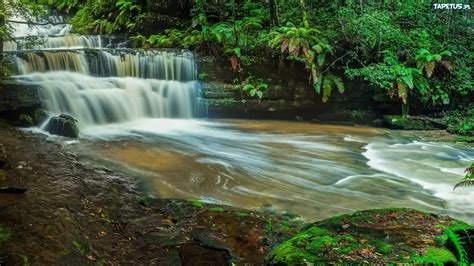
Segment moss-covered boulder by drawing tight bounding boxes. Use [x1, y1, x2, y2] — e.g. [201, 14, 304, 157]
[18, 114, 34, 127]
[33, 109, 49, 125]
[266, 208, 473, 265]
[383, 115, 447, 130]
[45, 114, 79, 138]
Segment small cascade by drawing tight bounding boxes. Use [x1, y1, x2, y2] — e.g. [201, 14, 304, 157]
[7, 15, 202, 131]
[19, 72, 200, 127]
[4, 35, 130, 51]
[13, 50, 196, 80]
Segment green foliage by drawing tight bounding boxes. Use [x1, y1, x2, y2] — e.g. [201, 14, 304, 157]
[234, 75, 268, 100]
[454, 163, 474, 190]
[443, 228, 469, 264]
[188, 200, 207, 208]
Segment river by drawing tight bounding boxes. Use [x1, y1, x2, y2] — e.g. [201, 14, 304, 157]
[5, 15, 473, 223]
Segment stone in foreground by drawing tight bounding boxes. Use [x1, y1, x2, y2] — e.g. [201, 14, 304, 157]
[45, 114, 79, 138]
[266, 208, 473, 265]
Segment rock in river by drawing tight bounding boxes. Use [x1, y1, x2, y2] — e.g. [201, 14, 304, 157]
[45, 114, 79, 138]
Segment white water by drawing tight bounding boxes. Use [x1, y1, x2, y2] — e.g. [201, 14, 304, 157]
[74, 119, 474, 223]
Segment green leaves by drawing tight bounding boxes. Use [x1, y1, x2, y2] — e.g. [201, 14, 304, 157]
[314, 74, 345, 103]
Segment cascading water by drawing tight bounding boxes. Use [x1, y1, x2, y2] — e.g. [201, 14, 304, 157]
[8, 15, 202, 130]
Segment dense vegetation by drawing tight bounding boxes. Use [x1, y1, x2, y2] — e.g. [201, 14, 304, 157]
[0, 0, 472, 134]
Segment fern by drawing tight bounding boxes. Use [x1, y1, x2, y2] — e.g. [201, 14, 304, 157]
[454, 163, 474, 190]
[444, 229, 468, 264]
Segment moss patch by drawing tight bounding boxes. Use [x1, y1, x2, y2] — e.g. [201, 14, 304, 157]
[0, 225, 11, 243]
[208, 207, 225, 213]
[188, 200, 207, 208]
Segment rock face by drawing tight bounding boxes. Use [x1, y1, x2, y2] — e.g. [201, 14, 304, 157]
[383, 115, 447, 130]
[45, 114, 79, 138]
[0, 82, 40, 112]
[266, 208, 473, 265]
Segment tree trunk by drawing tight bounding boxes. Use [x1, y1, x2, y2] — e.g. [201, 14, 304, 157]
[269, 0, 279, 27]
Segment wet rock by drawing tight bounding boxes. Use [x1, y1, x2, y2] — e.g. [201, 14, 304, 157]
[0, 144, 6, 167]
[266, 208, 473, 265]
[180, 243, 231, 266]
[0, 187, 27, 194]
[45, 114, 79, 138]
[0, 81, 40, 112]
[18, 114, 34, 127]
[383, 115, 447, 130]
[33, 108, 49, 125]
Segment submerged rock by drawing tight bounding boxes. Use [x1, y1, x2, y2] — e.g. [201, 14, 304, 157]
[383, 115, 447, 130]
[45, 114, 79, 138]
[266, 208, 473, 265]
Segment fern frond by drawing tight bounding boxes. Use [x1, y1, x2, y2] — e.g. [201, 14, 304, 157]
[454, 179, 474, 190]
[444, 229, 468, 264]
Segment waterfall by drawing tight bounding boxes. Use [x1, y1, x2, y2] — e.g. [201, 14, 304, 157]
[8, 15, 202, 131]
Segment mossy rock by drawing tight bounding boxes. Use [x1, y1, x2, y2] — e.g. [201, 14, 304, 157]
[0, 225, 11, 243]
[45, 114, 79, 138]
[383, 115, 447, 130]
[266, 208, 473, 264]
[18, 114, 34, 127]
[33, 108, 49, 125]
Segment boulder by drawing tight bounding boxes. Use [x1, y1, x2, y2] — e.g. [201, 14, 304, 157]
[266, 208, 473, 265]
[18, 114, 34, 127]
[45, 114, 79, 138]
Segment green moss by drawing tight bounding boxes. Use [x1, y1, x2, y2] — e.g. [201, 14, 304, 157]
[0, 226, 11, 243]
[208, 207, 225, 212]
[19, 114, 34, 127]
[138, 195, 160, 206]
[72, 240, 86, 255]
[412, 248, 457, 264]
[237, 211, 249, 217]
[369, 240, 393, 255]
[188, 199, 207, 208]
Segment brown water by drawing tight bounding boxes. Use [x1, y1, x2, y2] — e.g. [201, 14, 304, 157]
[75, 119, 473, 223]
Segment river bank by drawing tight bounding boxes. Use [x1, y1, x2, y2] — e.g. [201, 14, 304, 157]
[0, 124, 302, 264]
